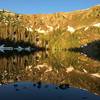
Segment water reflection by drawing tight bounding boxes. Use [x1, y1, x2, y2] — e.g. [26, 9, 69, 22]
[68, 40, 100, 61]
[0, 82, 100, 100]
[0, 50, 100, 96]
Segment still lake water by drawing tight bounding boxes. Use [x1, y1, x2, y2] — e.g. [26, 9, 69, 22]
[0, 50, 100, 100]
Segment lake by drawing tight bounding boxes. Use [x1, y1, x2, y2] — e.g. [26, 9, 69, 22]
[0, 50, 100, 100]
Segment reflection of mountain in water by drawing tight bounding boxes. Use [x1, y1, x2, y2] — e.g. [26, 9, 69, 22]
[0, 51, 100, 95]
[68, 40, 100, 61]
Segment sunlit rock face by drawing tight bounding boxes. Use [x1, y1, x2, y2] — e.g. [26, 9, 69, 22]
[93, 23, 100, 27]
[84, 27, 89, 31]
[26, 26, 33, 32]
[67, 26, 75, 33]
[35, 25, 53, 35]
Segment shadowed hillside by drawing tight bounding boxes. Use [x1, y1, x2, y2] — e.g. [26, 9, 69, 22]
[68, 40, 100, 61]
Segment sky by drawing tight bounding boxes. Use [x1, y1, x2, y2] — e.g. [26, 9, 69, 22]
[0, 0, 100, 14]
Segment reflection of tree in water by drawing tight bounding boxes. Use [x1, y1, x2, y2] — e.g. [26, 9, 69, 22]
[0, 52, 49, 84]
[0, 51, 100, 95]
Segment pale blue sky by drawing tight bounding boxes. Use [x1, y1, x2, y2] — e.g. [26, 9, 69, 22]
[0, 0, 100, 14]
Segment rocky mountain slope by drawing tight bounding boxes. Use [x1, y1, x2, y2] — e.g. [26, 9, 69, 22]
[0, 5, 100, 49]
